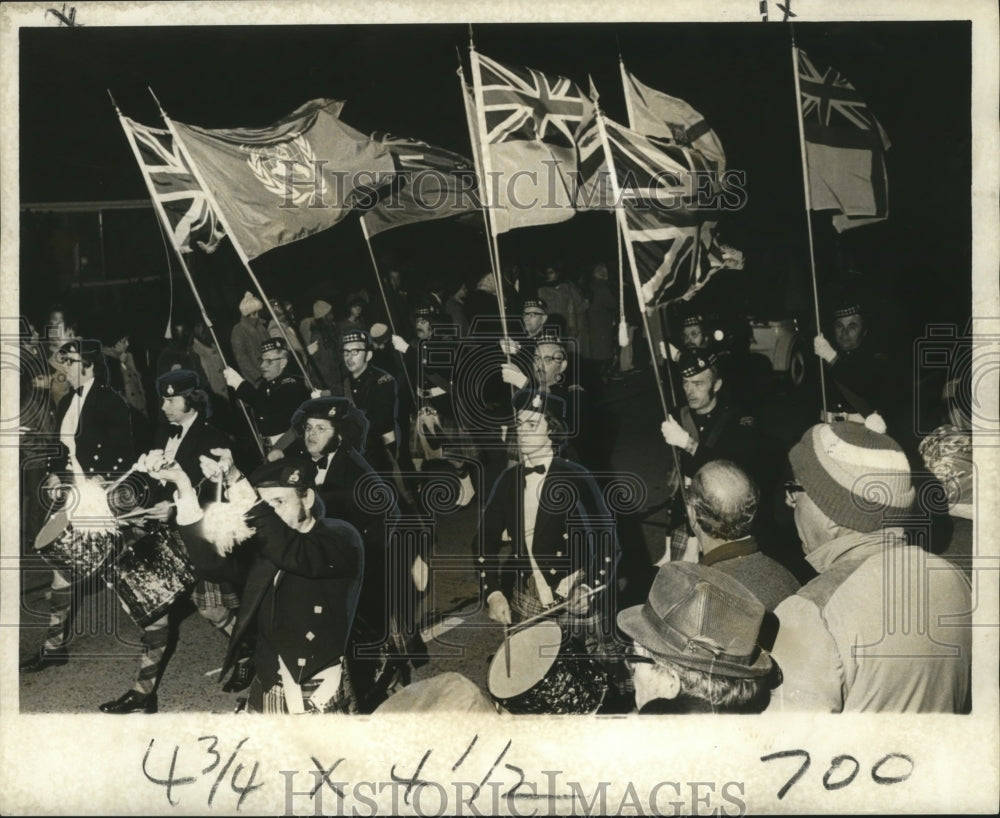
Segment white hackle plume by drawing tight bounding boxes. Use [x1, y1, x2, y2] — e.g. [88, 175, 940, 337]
[201, 476, 254, 557]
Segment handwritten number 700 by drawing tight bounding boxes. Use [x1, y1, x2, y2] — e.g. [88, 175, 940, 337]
[760, 750, 914, 799]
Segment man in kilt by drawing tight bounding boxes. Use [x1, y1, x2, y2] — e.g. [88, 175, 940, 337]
[480, 389, 624, 704]
[99, 370, 251, 714]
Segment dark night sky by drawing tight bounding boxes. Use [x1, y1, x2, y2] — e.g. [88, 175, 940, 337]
[18, 21, 972, 337]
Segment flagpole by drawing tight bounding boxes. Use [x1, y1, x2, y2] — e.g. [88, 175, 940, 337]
[148, 88, 317, 394]
[468, 45, 512, 351]
[111, 95, 266, 460]
[457, 59, 499, 280]
[619, 56, 637, 129]
[593, 112, 671, 421]
[358, 216, 418, 405]
[789, 38, 828, 416]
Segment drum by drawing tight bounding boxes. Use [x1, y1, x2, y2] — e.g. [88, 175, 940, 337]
[487, 620, 607, 715]
[101, 524, 197, 627]
[33, 510, 116, 578]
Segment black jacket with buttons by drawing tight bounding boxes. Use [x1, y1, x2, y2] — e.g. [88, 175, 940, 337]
[181, 501, 364, 689]
[47, 382, 135, 480]
[479, 457, 619, 602]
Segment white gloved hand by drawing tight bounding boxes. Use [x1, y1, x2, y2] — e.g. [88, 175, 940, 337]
[222, 367, 245, 389]
[307, 340, 320, 356]
[814, 334, 838, 363]
[668, 342, 681, 362]
[661, 416, 693, 450]
[266, 448, 285, 462]
[391, 335, 410, 354]
[499, 337, 521, 356]
[500, 363, 529, 389]
[487, 592, 512, 625]
[411, 555, 429, 592]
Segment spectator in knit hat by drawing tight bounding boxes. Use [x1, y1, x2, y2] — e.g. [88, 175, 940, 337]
[301, 299, 343, 392]
[617, 562, 776, 713]
[768, 415, 972, 713]
[230, 291, 269, 384]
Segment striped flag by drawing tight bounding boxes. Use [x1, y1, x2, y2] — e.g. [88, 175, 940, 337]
[797, 49, 890, 231]
[360, 134, 480, 236]
[471, 52, 594, 233]
[122, 117, 225, 253]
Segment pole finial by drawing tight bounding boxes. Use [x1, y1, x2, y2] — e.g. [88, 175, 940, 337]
[106, 88, 120, 113]
[147, 86, 165, 115]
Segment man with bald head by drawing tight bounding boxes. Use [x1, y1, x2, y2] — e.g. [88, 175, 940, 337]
[685, 460, 799, 613]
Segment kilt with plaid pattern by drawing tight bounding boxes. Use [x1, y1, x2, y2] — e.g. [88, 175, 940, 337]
[192, 579, 240, 611]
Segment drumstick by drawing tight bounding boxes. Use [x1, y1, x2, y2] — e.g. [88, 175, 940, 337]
[116, 503, 176, 521]
[104, 466, 138, 496]
[504, 624, 511, 678]
[508, 583, 606, 637]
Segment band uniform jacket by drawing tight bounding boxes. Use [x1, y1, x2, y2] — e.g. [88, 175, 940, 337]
[479, 457, 619, 603]
[47, 382, 135, 481]
[180, 501, 364, 689]
[147, 416, 232, 504]
[344, 365, 399, 462]
[678, 403, 760, 480]
[235, 372, 310, 438]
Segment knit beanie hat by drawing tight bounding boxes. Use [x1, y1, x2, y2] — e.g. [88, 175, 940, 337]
[788, 414, 915, 532]
[313, 300, 333, 320]
[239, 291, 264, 316]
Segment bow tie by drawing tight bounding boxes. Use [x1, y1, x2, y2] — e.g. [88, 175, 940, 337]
[167, 423, 183, 440]
[524, 464, 546, 476]
[71, 386, 84, 397]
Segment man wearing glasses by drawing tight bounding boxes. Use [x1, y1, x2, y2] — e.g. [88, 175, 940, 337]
[768, 416, 971, 712]
[617, 562, 775, 713]
[223, 337, 309, 458]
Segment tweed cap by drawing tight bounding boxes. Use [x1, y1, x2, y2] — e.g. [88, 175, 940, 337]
[789, 417, 915, 532]
[617, 562, 772, 678]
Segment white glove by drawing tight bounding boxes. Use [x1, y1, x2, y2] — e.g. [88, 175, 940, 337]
[310, 389, 324, 399]
[307, 340, 320, 356]
[266, 448, 285, 462]
[487, 591, 512, 625]
[200, 447, 236, 483]
[668, 342, 681, 361]
[661, 416, 693, 450]
[391, 335, 410, 354]
[222, 367, 245, 389]
[411, 555, 429, 592]
[814, 334, 838, 363]
[500, 363, 529, 389]
[499, 337, 521, 356]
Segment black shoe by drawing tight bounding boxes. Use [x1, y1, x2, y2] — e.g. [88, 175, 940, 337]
[222, 659, 254, 693]
[99, 690, 158, 714]
[20, 646, 68, 673]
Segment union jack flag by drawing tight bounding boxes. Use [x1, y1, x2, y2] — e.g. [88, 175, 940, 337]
[122, 117, 225, 253]
[797, 49, 889, 230]
[477, 53, 592, 147]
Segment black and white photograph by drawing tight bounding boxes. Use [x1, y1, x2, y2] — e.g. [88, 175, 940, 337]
[1, 0, 997, 814]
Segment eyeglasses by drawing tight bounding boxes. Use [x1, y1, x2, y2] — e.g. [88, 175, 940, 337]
[342, 348, 367, 358]
[534, 354, 565, 365]
[784, 481, 805, 505]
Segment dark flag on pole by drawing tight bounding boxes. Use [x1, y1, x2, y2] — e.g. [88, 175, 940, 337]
[170, 98, 396, 258]
[360, 134, 480, 236]
[797, 49, 890, 231]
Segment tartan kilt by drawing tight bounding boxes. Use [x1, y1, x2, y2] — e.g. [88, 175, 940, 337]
[247, 669, 352, 714]
[191, 579, 240, 611]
